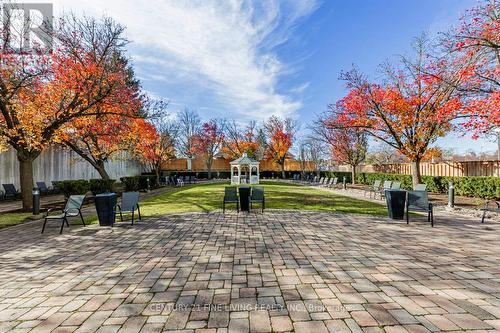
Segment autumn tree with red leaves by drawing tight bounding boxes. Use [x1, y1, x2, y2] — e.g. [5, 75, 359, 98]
[0, 14, 131, 210]
[440, 0, 499, 136]
[61, 55, 145, 179]
[313, 114, 367, 184]
[129, 99, 176, 185]
[264, 116, 296, 179]
[222, 120, 261, 159]
[330, 38, 466, 187]
[192, 119, 225, 179]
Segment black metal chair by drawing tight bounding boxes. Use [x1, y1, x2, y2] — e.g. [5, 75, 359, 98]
[43, 195, 86, 234]
[36, 181, 51, 195]
[481, 201, 499, 223]
[406, 190, 434, 227]
[116, 192, 141, 225]
[2, 184, 20, 200]
[250, 186, 265, 212]
[364, 180, 381, 198]
[223, 187, 239, 213]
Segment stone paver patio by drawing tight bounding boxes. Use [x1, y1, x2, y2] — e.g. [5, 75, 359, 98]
[0, 211, 499, 332]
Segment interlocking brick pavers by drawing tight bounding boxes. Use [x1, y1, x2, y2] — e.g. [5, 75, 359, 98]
[0, 210, 498, 332]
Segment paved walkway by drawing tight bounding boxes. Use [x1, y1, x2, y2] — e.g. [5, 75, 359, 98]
[0, 210, 498, 332]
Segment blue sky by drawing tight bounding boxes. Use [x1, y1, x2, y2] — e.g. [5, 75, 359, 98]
[46, 0, 496, 154]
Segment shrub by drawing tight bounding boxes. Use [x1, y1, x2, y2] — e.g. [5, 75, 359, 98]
[58, 180, 90, 198]
[89, 179, 116, 195]
[355, 172, 499, 199]
[120, 176, 140, 191]
[120, 175, 158, 191]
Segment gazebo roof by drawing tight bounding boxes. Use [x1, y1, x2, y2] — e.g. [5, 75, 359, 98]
[230, 152, 259, 165]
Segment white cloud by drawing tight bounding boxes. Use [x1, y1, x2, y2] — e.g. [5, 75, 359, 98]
[39, 0, 318, 120]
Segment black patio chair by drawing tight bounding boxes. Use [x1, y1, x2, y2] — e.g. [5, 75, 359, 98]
[481, 200, 499, 223]
[223, 187, 239, 213]
[2, 184, 20, 200]
[364, 180, 381, 198]
[406, 190, 434, 227]
[116, 191, 141, 225]
[42, 195, 86, 234]
[36, 181, 51, 195]
[250, 186, 265, 212]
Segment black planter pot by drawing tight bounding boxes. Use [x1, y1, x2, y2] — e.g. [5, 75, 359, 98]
[94, 193, 117, 226]
[239, 186, 251, 212]
[385, 189, 406, 220]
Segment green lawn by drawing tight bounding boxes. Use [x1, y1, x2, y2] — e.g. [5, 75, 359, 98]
[0, 212, 33, 229]
[134, 181, 388, 218]
[0, 181, 389, 228]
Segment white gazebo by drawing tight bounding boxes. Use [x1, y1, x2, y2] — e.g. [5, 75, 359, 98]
[230, 153, 260, 185]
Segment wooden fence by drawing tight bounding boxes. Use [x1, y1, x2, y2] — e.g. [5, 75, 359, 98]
[331, 160, 500, 177]
[163, 157, 499, 177]
[162, 157, 316, 173]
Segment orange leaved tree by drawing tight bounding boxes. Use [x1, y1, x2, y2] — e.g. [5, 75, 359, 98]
[440, 0, 499, 136]
[330, 40, 466, 187]
[60, 55, 144, 179]
[264, 116, 296, 179]
[0, 15, 131, 210]
[222, 120, 261, 159]
[136, 102, 178, 185]
[192, 119, 225, 179]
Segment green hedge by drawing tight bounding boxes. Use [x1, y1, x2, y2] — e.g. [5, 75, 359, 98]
[89, 179, 115, 194]
[58, 179, 116, 197]
[58, 180, 90, 198]
[120, 175, 158, 191]
[355, 172, 499, 199]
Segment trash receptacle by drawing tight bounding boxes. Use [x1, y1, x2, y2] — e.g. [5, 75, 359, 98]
[94, 193, 117, 226]
[385, 189, 406, 220]
[239, 186, 251, 212]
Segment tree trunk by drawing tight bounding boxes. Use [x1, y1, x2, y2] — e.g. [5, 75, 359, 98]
[64, 141, 110, 180]
[207, 159, 213, 179]
[411, 158, 422, 188]
[155, 167, 161, 186]
[95, 161, 110, 180]
[17, 153, 35, 211]
[351, 165, 356, 185]
[280, 163, 286, 179]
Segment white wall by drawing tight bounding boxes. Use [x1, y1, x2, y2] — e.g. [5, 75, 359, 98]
[0, 146, 143, 188]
